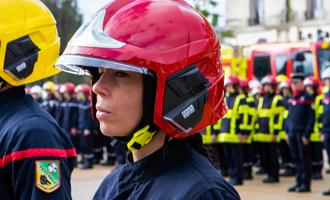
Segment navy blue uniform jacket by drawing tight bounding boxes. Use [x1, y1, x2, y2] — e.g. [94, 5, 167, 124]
[0, 86, 76, 200]
[93, 139, 240, 200]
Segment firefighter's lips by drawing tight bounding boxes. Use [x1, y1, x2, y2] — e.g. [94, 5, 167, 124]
[96, 106, 111, 120]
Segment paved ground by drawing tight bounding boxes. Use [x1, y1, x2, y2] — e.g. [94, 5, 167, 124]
[72, 165, 112, 200]
[72, 166, 330, 200]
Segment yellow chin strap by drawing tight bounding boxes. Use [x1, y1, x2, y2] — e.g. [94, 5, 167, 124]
[127, 125, 157, 152]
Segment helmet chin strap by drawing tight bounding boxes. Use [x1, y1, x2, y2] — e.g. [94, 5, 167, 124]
[112, 73, 159, 151]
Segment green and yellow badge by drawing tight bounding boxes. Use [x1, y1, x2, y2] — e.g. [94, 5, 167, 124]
[35, 160, 61, 193]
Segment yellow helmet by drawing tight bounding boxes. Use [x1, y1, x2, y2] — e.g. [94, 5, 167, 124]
[0, 0, 60, 87]
[42, 81, 55, 92]
[276, 75, 288, 83]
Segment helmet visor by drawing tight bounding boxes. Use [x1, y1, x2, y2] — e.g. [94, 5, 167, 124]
[55, 54, 151, 76]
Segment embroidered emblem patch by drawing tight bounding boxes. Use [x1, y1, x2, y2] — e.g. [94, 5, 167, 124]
[35, 160, 60, 193]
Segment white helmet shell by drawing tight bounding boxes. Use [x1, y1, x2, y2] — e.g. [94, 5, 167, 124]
[30, 85, 43, 95]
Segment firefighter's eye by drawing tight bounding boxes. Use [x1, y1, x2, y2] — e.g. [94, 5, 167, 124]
[115, 71, 129, 78]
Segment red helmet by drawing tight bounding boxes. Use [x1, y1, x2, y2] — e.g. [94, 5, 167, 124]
[54, 84, 62, 92]
[55, 0, 226, 139]
[224, 75, 240, 86]
[60, 82, 75, 95]
[303, 76, 319, 87]
[75, 84, 90, 96]
[261, 75, 277, 86]
[239, 79, 249, 89]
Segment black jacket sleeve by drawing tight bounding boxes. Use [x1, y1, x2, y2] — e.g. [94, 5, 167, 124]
[304, 96, 316, 138]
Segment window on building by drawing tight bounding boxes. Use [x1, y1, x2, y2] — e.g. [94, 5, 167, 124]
[306, 0, 324, 20]
[249, 0, 264, 25]
[253, 54, 271, 80]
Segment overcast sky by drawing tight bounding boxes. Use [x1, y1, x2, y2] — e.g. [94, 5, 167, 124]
[77, 0, 110, 21]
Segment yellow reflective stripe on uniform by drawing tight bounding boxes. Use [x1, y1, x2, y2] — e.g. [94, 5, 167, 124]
[311, 94, 324, 142]
[219, 94, 245, 143]
[278, 131, 287, 140]
[255, 95, 284, 142]
[238, 94, 255, 132]
[239, 103, 250, 130]
[258, 109, 272, 118]
[202, 126, 212, 144]
[230, 94, 245, 135]
[271, 95, 284, 131]
[212, 119, 222, 131]
[254, 133, 281, 142]
[279, 108, 289, 141]
[218, 133, 240, 143]
[310, 132, 322, 142]
[247, 96, 257, 131]
[283, 109, 289, 119]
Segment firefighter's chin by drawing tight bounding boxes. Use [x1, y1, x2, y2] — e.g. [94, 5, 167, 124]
[98, 117, 136, 138]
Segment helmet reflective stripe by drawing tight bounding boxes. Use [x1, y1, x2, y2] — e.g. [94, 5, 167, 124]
[56, 55, 150, 76]
[69, 10, 126, 49]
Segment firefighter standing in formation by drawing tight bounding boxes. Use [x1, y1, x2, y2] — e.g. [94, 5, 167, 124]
[42, 81, 57, 119]
[61, 82, 80, 152]
[255, 76, 284, 183]
[239, 79, 256, 180]
[75, 84, 96, 169]
[277, 78, 295, 177]
[218, 76, 249, 186]
[287, 73, 315, 193]
[0, 0, 76, 199]
[321, 67, 330, 195]
[304, 76, 324, 180]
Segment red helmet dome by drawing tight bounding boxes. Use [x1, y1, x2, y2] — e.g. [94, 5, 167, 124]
[60, 82, 75, 95]
[303, 76, 319, 87]
[239, 78, 249, 89]
[55, 0, 226, 139]
[224, 75, 240, 86]
[75, 84, 90, 95]
[261, 75, 277, 86]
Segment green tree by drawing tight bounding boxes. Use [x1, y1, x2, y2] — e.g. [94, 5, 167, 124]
[285, 0, 293, 23]
[193, 0, 219, 27]
[191, 0, 233, 40]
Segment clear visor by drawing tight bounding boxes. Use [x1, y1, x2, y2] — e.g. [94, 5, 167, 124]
[55, 55, 151, 76]
[68, 9, 126, 49]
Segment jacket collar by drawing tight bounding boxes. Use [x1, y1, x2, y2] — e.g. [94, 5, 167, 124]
[116, 139, 190, 190]
[0, 86, 25, 106]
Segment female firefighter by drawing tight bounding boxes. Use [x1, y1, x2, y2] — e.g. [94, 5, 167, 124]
[55, 0, 240, 199]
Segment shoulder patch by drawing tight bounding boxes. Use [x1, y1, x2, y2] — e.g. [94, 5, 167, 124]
[35, 160, 61, 193]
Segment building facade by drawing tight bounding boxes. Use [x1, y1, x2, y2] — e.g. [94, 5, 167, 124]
[224, 0, 330, 45]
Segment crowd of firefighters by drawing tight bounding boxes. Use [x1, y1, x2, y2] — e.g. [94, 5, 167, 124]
[202, 67, 330, 194]
[26, 66, 330, 194]
[26, 81, 127, 170]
